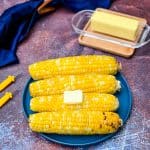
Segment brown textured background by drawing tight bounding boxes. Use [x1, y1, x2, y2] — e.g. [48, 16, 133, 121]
[0, 0, 150, 149]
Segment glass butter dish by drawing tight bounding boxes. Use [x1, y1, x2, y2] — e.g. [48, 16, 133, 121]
[72, 9, 150, 57]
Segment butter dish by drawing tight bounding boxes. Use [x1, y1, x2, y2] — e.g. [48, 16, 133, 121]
[72, 9, 150, 57]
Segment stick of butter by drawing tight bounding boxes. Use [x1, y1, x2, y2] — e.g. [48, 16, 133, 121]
[64, 90, 83, 104]
[91, 11, 139, 41]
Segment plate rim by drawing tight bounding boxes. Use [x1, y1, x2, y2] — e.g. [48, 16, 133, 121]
[22, 72, 132, 146]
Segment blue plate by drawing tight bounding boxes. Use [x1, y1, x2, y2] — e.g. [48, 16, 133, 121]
[22, 72, 132, 146]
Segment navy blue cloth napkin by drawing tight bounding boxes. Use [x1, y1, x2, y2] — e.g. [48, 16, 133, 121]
[0, 0, 112, 67]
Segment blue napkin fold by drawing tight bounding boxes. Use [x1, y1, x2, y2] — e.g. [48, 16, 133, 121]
[62, 0, 111, 12]
[0, 0, 112, 67]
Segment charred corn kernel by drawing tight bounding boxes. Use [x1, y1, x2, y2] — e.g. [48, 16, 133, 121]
[29, 111, 123, 135]
[29, 55, 121, 80]
[29, 74, 121, 97]
[0, 76, 15, 92]
[0, 92, 13, 108]
[30, 93, 119, 112]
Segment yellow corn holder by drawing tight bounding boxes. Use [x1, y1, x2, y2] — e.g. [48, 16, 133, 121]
[0, 76, 15, 92]
[0, 92, 13, 108]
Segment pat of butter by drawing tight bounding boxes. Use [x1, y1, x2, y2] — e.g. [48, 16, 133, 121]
[64, 90, 83, 104]
[91, 11, 139, 41]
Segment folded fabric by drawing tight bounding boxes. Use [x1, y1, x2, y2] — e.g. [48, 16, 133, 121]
[0, 0, 44, 67]
[0, 0, 112, 68]
[62, 0, 112, 12]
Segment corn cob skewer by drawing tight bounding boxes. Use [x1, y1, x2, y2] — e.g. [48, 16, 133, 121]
[30, 93, 119, 112]
[29, 111, 122, 135]
[0, 92, 13, 108]
[0, 76, 15, 92]
[29, 55, 121, 80]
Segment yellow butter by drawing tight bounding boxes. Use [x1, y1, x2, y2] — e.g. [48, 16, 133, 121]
[91, 11, 139, 41]
[64, 90, 83, 104]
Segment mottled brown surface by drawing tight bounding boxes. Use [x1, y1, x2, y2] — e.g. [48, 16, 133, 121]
[0, 0, 150, 150]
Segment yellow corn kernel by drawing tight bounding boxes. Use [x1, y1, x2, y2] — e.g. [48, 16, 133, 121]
[29, 55, 121, 80]
[0, 92, 13, 108]
[29, 111, 123, 135]
[0, 76, 15, 92]
[30, 93, 119, 112]
[29, 74, 121, 97]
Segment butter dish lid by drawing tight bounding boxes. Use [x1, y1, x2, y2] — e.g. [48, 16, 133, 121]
[72, 9, 150, 49]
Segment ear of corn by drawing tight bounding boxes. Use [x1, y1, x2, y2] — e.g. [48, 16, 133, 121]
[29, 111, 122, 135]
[30, 93, 119, 112]
[28, 55, 123, 135]
[29, 74, 120, 97]
[29, 55, 121, 80]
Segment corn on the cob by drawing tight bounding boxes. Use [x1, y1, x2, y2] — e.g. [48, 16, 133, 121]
[30, 93, 119, 112]
[29, 74, 121, 97]
[29, 111, 122, 135]
[29, 55, 121, 80]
